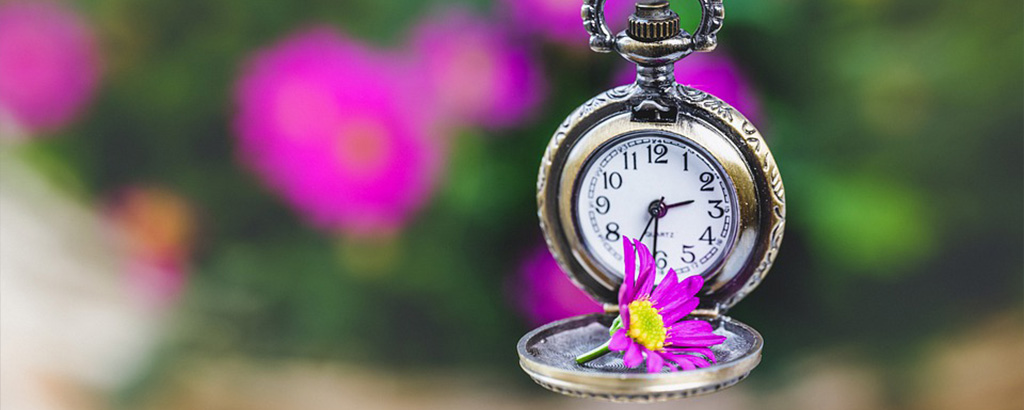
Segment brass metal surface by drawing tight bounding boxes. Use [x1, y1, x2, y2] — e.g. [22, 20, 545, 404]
[517, 313, 762, 402]
[536, 84, 786, 310]
[524, 0, 785, 400]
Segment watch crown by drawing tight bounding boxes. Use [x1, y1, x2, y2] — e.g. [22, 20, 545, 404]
[627, 0, 681, 42]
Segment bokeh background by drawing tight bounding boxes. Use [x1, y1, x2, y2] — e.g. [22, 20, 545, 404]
[1, 0, 1022, 409]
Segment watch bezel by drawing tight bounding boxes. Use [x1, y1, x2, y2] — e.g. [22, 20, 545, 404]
[537, 85, 785, 310]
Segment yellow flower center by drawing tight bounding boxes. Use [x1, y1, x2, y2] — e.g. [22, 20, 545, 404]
[627, 299, 667, 351]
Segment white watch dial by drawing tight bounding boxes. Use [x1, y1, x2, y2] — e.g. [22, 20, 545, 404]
[574, 132, 738, 283]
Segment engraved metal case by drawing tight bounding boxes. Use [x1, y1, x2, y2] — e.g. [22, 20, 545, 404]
[517, 0, 786, 402]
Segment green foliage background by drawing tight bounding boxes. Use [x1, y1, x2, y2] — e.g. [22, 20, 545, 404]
[16, 0, 1023, 399]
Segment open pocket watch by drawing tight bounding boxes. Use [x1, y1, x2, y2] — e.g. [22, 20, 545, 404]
[517, 0, 786, 402]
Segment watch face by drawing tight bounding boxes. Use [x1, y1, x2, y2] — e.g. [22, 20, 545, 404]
[573, 131, 738, 283]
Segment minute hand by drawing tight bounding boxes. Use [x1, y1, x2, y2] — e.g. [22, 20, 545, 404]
[664, 200, 695, 210]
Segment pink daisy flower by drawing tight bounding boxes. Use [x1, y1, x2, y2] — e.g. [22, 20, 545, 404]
[409, 8, 545, 130]
[234, 28, 442, 236]
[0, 0, 101, 135]
[514, 243, 603, 326]
[577, 237, 726, 373]
[500, 0, 633, 46]
[614, 52, 763, 124]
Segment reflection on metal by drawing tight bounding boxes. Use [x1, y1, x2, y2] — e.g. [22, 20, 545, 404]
[517, 314, 761, 402]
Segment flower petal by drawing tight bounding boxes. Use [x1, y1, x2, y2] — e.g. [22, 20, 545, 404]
[668, 347, 718, 364]
[634, 240, 656, 298]
[609, 328, 631, 351]
[666, 332, 727, 347]
[623, 341, 644, 368]
[677, 274, 704, 300]
[665, 353, 696, 370]
[645, 347, 665, 373]
[619, 236, 636, 304]
[658, 293, 696, 315]
[658, 274, 702, 305]
[665, 320, 722, 347]
[678, 353, 712, 368]
[660, 297, 700, 324]
[669, 319, 714, 335]
[650, 268, 680, 305]
[619, 237, 637, 329]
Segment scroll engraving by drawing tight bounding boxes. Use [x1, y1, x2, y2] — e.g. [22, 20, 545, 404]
[741, 121, 757, 135]
[581, 0, 614, 53]
[676, 84, 786, 310]
[693, 0, 724, 52]
[537, 85, 635, 296]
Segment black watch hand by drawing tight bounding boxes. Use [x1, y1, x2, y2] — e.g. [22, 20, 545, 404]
[652, 213, 660, 270]
[639, 214, 655, 243]
[637, 197, 665, 243]
[664, 200, 694, 209]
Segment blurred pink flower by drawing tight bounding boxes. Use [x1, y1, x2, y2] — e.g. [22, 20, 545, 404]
[615, 52, 763, 123]
[410, 8, 545, 130]
[514, 243, 602, 326]
[105, 187, 196, 308]
[501, 0, 633, 46]
[235, 28, 442, 236]
[0, 1, 101, 134]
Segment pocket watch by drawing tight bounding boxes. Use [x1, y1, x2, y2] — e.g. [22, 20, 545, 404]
[517, 0, 786, 402]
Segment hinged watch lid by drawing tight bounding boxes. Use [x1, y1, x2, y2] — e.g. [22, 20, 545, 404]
[518, 313, 762, 401]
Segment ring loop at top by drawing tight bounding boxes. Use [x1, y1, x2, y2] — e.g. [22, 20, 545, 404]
[582, 0, 724, 54]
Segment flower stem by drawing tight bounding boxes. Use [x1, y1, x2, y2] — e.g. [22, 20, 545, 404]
[575, 340, 611, 364]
